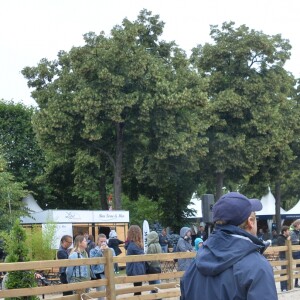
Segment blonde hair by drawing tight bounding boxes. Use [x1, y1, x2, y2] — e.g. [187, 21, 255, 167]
[127, 225, 143, 248]
[70, 235, 87, 256]
[292, 219, 300, 227]
[97, 233, 107, 245]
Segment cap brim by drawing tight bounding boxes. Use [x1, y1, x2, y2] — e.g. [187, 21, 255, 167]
[249, 199, 262, 212]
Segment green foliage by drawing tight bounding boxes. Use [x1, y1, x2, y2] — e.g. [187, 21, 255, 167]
[122, 195, 162, 227]
[0, 153, 29, 231]
[26, 223, 56, 261]
[191, 21, 297, 199]
[0, 100, 48, 206]
[2, 220, 39, 300]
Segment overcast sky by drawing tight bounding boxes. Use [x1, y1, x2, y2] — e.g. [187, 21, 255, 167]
[1, 0, 300, 107]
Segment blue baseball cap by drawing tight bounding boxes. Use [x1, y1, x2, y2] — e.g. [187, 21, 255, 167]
[212, 192, 262, 226]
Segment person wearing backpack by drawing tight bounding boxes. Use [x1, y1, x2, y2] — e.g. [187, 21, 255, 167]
[126, 225, 146, 295]
[66, 235, 92, 294]
[57, 235, 73, 296]
[146, 231, 162, 296]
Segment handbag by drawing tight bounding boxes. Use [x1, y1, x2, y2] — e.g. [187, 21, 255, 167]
[146, 262, 161, 274]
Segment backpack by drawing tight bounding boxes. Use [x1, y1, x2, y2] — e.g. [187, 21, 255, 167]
[173, 242, 179, 262]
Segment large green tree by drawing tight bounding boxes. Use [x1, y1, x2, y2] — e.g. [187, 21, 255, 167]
[0, 100, 47, 204]
[22, 10, 208, 213]
[191, 22, 296, 201]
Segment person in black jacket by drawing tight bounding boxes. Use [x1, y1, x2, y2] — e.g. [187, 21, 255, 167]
[159, 228, 169, 253]
[181, 192, 277, 300]
[277, 225, 290, 292]
[290, 219, 300, 287]
[126, 225, 146, 295]
[108, 230, 124, 273]
[57, 235, 73, 296]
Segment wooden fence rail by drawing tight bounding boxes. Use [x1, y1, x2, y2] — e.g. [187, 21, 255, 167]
[0, 241, 300, 299]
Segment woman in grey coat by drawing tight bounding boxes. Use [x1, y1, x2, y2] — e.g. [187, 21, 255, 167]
[176, 227, 194, 271]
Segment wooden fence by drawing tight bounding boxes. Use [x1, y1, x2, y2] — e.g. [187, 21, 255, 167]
[0, 241, 300, 299]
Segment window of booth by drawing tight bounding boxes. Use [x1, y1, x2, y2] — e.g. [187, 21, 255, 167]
[98, 226, 110, 239]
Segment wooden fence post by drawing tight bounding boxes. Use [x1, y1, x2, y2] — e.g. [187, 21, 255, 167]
[104, 249, 116, 300]
[286, 239, 293, 291]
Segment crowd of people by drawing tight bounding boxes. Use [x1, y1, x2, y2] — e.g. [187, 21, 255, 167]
[49, 213, 299, 298]
[4, 193, 300, 298]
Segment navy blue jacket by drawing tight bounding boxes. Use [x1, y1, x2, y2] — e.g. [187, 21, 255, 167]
[181, 224, 277, 300]
[126, 241, 146, 276]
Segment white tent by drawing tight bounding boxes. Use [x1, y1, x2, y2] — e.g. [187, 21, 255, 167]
[285, 199, 300, 214]
[187, 189, 287, 220]
[22, 194, 43, 213]
[256, 189, 286, 216]
[284, 199, 300, 219]
[187, 193, 203, 218]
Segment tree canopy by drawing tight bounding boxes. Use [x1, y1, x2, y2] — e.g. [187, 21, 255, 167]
[22, 9, 208, 222]
[0, 100, 47, 204]
[191, 21, 298, 201]
[18, 15, 300, 230]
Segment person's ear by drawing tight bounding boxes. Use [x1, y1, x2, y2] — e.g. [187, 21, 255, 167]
[247, 214, 255, 230]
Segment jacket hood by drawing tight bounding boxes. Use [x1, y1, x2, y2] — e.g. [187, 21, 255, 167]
[180, 227, 191, 238]
[195, 224, 266, 276]
[109, 230, 117, 238]
[194, 238, 203, 251]
[147, 231, 159, 245]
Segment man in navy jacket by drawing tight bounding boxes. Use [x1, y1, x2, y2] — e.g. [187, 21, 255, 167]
[180, 192, 277, 300]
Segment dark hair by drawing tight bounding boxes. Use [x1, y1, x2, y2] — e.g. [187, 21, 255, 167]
[281, 225, 290, 234]
[60, 235, 72, 243]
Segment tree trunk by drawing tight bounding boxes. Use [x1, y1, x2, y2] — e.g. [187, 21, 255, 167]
[275, 182, 282, 234]
[215, 171, 224, 201]
[99, 175, 108, 210]
[113, 122, 124, 210]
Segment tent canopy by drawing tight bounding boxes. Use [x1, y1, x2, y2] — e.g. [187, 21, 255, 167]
[286, 199, 300, 215]
[283, 199, 300, 219]
[187, 193, 202, 218]
[22, 194, 43, 213]
[257, 190, 286, 217]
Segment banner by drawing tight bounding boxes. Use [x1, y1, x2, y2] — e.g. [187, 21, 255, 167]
[143, 219, 150, 253]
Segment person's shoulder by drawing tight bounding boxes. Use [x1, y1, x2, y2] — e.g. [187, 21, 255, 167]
[277, 234, 286, 244]
[238, 250, 271, 270]
[57, 248, 64, 254]
[68, 251, 77, 259]
[109, 247, 116, 256]
[57, 249, 67, 258]
[127, 242, 143, 253]
[90, 247, 100, 255]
